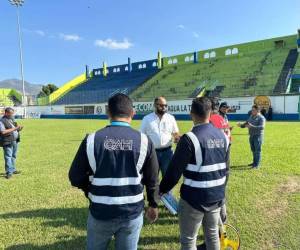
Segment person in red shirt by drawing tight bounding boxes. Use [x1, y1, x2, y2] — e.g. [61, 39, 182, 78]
[209, 99, 230, 221]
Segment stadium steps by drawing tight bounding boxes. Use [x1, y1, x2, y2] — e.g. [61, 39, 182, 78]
[53, 69, 158, 105]
[273, 49, 299, 94]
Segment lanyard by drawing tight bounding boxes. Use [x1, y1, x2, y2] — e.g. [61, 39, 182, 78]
[110, 121, 131, 127]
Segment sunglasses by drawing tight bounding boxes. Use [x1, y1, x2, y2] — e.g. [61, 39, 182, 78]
[157, 104, 168, 107]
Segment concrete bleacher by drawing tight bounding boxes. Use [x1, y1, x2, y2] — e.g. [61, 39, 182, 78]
[41, 34, 299, 106]
[53, 67, 158, 105]
[130, 35, 298, 101]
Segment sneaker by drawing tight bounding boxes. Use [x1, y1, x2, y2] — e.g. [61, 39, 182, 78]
[5, 173, 12, 179]
[13, 170, 21, 175]
[248, 163, 254, 167]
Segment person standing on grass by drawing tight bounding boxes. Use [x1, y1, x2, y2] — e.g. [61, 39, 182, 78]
[160, 97, 229, 250]
[237, 104, 266, 169]
[69, 93, 159, 250]
[140, 96, 180, 177]
[0, 107, 23, 179]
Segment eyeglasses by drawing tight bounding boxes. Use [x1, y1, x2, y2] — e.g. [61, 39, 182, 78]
[157, 104, 168, 107]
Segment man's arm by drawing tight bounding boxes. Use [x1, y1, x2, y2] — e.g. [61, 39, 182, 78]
[172, 117, 181, 143]
[141, 139, 160, 208]
[0, 122, 19, 135]
[69, 136, 93, 196]
[160, 135, 193, 194]
[140, 117, 147, 133]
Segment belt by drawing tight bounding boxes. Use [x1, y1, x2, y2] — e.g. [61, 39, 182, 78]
[155, 146, 172, 152]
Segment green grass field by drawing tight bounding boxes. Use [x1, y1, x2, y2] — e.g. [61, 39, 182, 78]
[0, 119, 299, 250]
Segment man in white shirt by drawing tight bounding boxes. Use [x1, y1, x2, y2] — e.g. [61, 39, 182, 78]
[141, 97, 180, 176]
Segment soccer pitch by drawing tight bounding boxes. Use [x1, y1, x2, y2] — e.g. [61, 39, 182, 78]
[0, 119, 299, 250]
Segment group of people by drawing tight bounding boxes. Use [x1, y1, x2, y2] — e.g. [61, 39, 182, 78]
[69, 94, 266, 250]
[0, 95, 265, 250]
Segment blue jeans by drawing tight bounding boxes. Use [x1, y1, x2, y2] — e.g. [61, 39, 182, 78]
[87, 212, 143, 250]
[3, 141, 18, 174]
[155, 148, 173, 177]
[249, 135, 263, 167]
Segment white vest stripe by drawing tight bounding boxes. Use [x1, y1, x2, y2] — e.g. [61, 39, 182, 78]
[92, 176, 142, 186]
[186, 162, 226, 173]
[184, 176, 226, 188]
[86, 133, 96, 173]
[136, 133, 148, 173]
[186, 132, 202, 166]
[88, 192, 144, 205]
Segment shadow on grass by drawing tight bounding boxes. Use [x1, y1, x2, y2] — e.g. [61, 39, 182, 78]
[230, 165, 252, 171]
[0, 207, 88, 230]
[1, 207, 181, 249]
[6, 237, 86, 250]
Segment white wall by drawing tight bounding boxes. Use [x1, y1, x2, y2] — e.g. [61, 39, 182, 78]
[24, 95, 299, 116]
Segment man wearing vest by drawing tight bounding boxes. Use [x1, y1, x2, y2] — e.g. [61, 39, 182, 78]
[160, 97, 229, 250]
[0, 107, 23, 179]
[69, 94, 159, 250]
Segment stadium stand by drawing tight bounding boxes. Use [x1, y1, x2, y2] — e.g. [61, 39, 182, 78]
[53, 60, 159, 105]
[37, 34, 299, 105]
[0, 89, 22, 106]
[131, 35, 298, 101]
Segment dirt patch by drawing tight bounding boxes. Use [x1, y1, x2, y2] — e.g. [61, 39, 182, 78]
[256, 176, 300, 249]
[278, 177, 300, 194]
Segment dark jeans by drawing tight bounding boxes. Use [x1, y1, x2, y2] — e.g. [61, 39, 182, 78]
[155, 147, 173, 177]
[249, 135, 263, 167]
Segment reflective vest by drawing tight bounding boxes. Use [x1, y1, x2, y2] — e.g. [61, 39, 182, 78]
[181, 124, 228, 206]
[86, 125, 148, 220]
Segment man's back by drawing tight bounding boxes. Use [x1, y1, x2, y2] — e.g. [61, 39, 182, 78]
[181, 123, 228, 207]
[69, 123, 159, 221]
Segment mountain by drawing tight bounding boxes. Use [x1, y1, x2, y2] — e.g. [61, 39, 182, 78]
[0, 79, 43, 95]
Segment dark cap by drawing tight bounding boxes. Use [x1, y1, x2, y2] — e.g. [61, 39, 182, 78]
[219, 102, 229, 108]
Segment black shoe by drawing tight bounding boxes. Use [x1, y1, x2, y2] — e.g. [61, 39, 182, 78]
[5, 173, 12, 179]
[13, 170, 21, 175]
[248, 163, 254, 166]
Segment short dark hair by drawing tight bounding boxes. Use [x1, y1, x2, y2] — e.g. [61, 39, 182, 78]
[5, 107, 14, 113]
[252, 104, 261, 111]
[191, 97, 212, 118]
[108, 93, 133, 118]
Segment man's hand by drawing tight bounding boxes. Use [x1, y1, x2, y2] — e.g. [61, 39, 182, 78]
[173, 134, 181, 144]
[145, 207, 158, 223]
[17, 125, 23, 131]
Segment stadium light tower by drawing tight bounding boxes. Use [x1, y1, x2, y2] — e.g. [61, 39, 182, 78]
[9, 0, 26, 106]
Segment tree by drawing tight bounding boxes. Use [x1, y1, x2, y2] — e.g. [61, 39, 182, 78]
[37, 84, 58, 98]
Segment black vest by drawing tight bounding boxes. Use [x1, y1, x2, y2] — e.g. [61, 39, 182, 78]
[0, 117, 20, 146]
[181, 123, 228, 208]
[86, 125, 149, 221]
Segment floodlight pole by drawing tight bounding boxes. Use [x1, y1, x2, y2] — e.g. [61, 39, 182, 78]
[10, 0, 26, 107]
[16, 6, 26, 106]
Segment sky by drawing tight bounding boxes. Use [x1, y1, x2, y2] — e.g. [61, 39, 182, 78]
[0, 0, 299, 86]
